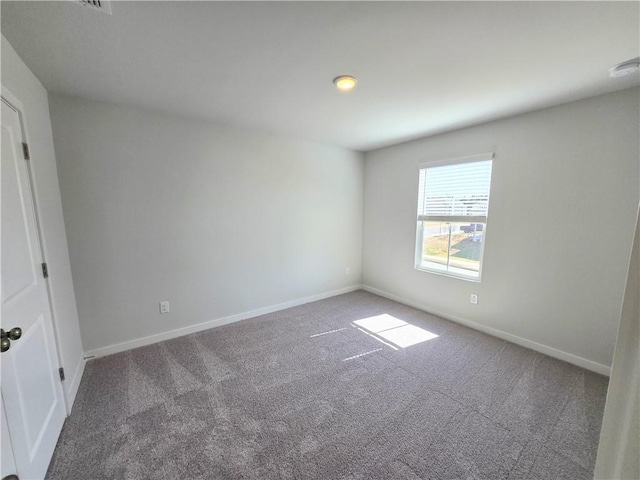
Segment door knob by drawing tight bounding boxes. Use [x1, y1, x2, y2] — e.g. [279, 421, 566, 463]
[0, 337, 10, 353]
[0, 328, 22, 353]
[7, 327, 22, 340]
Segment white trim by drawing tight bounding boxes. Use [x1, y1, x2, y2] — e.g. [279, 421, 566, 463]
[84, 285, 363, 358]
[64, 356, 85, 414]
[418, 215, 487, 223]
[1, 86, 25, 115]
[414, 263, 482, 283]
[418, 152, 494, 169]
[361, 285, 611, 376]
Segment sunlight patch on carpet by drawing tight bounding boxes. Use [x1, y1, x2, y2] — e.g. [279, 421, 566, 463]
[353, 314, 439, 348]
[310, 328, 347, 338]
[342, 348, 384, 361]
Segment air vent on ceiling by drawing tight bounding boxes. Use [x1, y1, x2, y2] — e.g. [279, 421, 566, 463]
[76, 0, 112, 15]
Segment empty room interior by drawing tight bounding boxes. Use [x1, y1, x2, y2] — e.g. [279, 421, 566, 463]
[1, 1, 639, 479]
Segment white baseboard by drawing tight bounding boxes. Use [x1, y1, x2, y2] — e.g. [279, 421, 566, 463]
[362, 285, 611, 377]
[84, 285, 363, 359]
[64, 355, 86, 414]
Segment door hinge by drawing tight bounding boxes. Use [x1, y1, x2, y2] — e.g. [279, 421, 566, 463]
[42, 262, 49, 278]
[59, 367, 65, 381]
[22, 142, 30, 160]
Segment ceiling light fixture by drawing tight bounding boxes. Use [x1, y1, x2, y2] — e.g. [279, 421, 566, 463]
[333, 75, 357, 92]
[609, 57, 640, 78]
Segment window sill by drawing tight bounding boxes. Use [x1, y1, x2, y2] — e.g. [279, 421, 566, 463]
[414, 265, 482, 283]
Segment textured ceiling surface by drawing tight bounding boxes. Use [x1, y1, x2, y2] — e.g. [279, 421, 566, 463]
[2, 1, 639, 151]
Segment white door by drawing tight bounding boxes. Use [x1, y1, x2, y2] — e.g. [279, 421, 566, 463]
[1, 97, 66, 479]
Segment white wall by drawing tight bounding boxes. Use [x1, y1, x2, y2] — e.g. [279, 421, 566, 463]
[48, 95, 364, 355]
[1, 36, 85, 410]
[363, 88, 639, 373]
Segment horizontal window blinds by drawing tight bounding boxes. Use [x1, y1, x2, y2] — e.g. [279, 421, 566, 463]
[417, 159, 493, 221]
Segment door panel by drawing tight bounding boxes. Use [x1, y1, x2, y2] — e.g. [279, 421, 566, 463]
[1, 97, 66, 479]
[1, 112, 37, 304]
[1, 396, 18, 479]
[10, 315, 57, 455]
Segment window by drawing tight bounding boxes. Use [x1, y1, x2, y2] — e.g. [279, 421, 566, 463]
[415, 154, 493, 281]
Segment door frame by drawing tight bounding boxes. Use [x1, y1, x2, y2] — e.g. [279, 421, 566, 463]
[1, 86, 70, 416]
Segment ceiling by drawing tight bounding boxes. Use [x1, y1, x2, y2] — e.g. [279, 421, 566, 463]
[2, 1, 639, 152]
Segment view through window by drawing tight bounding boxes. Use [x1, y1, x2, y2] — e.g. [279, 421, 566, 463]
[415, 155, 493, 280]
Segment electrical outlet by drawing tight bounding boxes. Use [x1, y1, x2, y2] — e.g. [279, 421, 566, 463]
[159, 301, 170, 314]
[470, 294, 478, 305]
[345, 267, 351, 275]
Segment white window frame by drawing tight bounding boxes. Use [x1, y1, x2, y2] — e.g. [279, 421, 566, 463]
[414, 153, 494, 282]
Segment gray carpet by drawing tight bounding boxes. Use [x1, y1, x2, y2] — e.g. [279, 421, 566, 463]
[46, 290, 608, 480]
